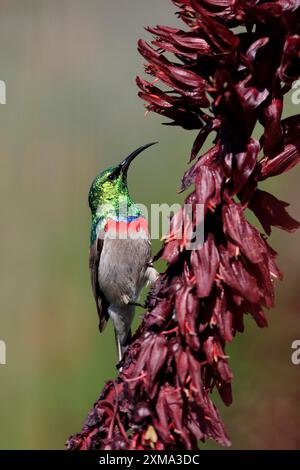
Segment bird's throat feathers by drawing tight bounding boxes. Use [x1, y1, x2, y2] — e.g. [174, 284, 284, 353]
[90, 196, 143, 245]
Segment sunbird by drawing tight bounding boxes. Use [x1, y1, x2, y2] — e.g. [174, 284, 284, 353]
[88, 143, 158, 361]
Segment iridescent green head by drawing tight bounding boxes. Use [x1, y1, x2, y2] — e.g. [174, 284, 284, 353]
[88, 142, 157, 244]
[88, 165, 128, 213]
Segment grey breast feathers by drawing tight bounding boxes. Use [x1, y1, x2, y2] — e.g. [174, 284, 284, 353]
[98, 236, 151, 308]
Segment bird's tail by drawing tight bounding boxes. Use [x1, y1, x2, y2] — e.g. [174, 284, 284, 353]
[114, 327, 132, 363]
[108, 304, 134, 363]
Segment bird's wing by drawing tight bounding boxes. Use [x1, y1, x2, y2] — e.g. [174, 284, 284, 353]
[89, 235, 109, 332]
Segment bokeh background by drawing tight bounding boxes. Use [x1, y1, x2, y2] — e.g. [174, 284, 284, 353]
[0, 0, 299, 450]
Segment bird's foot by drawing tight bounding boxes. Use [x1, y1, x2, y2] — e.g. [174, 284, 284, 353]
[129, 301, 147, 309]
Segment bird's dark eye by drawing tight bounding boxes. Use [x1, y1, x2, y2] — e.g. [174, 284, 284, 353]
[108, 173, 117, 181]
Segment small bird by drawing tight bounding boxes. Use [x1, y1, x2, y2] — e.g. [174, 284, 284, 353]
[88, 143, 158, 362]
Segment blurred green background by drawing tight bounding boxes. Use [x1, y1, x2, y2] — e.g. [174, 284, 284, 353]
[0, 0, 299, 450]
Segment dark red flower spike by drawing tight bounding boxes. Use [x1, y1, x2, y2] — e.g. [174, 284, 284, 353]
[67, 0, 300, 450]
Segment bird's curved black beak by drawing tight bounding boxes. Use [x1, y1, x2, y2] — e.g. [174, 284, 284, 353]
[119, 142, 158, 177]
